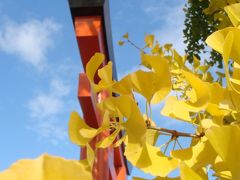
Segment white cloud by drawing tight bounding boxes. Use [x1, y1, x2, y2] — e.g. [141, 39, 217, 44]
[142, 0, 186, 54]
[27, 78, 71, 144]
[50, 79, 71, 97]
[0, 18, 60, 70]
[28, 94, 64, 119]
[26, 118, 67, 145]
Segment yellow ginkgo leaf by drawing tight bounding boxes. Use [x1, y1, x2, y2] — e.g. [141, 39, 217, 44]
[125, 143, 178, 177]
[100, 96, 160, 176]
[143, 114, 159, 145]
[86, 52, 114, 93]
[180, 162, 203, 180]
[164, 44, 173, 51]
[206, 125, 240, 179]
[206, 27, 240, 65]
[141, 54, 170, 74]
[133, 176, 180, 180]
[209, 82, 225, 104]
[118, 41, 124, 46]
[161, 96, 192, 123]
[130, 69, 171, 104]
[86, 144, 95, 169]
[146, 129, 159, 146]
[221, 89, 240, 112]
[173, 49, 184, 68]
[171, 140, 216, 169]
[112, 74, 132, 95]
[206, 83, 227, 117]
[130, 70, 160, 102]
[114, 134, 127, 147]
[0, 154, 92, 180]
[68, 112, 99, 146]
[145, 34, 155, 48]
[211, 156, 232, 180]
[121, 98, 147, 146]
[224, 3, 240, 27]
[96, 128, 121, 148]
[193, 56, 200, 70]
[180, 70, 210, 112]
[200, 119, 218, 129]
[99, 96, 146, 146]
[98, 61, 112, 85]
[151, 43, 162, 55]
[86, 52, 104, 82]
[123, 32, 129, 39]
[141, 54, 171, 104]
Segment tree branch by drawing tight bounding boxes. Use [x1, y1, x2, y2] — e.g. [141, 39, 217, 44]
[147, 126, 204, 138]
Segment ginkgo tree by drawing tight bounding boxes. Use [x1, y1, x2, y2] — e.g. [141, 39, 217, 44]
[1, 2, 240, 180]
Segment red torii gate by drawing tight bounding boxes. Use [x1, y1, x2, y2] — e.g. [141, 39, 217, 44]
[67, 0, 130, 179]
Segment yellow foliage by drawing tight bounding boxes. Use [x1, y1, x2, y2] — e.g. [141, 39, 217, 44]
[0, 154, 92, 180]
[206, 125, 240, 179]
[4, 2, 240, 180]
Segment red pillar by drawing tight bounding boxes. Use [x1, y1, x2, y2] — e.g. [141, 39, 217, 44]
[75, 16, 127, 180]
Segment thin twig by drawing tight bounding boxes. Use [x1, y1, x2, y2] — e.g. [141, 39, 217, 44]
[147, 126, 204, 138]
[127, 39, 146, 53]
[163, 139, 172, 154]
[176, 139, 183, 149]
[173, 139, 177, 150]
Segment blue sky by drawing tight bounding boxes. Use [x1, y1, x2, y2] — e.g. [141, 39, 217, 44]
[0, 0, 191, 178]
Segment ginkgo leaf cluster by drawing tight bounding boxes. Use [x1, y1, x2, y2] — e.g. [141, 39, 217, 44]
[1, 2, 240, 180]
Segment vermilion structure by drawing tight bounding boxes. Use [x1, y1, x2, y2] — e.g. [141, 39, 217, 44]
[67, 0, 130, 179]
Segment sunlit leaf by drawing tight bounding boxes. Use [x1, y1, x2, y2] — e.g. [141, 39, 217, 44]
[171, 140, 216, 169]
[164, 44, 173, 51]
[99, 96, 146, 146]
[0, 154, 92, 180]
[161, 96, 192, 123]
[68, 112, 99, 146]
[112, 74, 132, 95]
[114, 134, 127, 147]
[224, 3, 240, 27]
[151, 43, 162, 55]
[133, 176, 180, 180]
[173, 49, 184, 68]
[123, 33, 129, 39]
[180, 70, 210, 112]
[146, 129, 159, 146]
[143, 114, 159, 145]
[206, 27, 240, 64]
[86, 52, 114, 93]
[141, 54, 170, 74]
[200, 119, 218, 129]
[211, 156, 232, 180]
[125, 143, 178, 177]
[206, 125, 240, 179]
[86, 53, 104, 81]
[118, 41, 125, 46]
[145, 34, 155, 48]
[96, 128, 121, 148]
[193, 56, 200, 70]
[140, 54, 171, 103]
[130, 70, 160, 102]
[86, 144, 95, 169]
[98, 61, 113, 86]
[180, 162, 203, 180]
